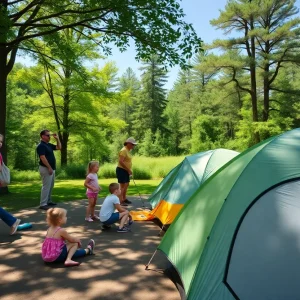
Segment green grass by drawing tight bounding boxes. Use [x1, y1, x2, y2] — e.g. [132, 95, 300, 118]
[10, 156, 185, 181]
[0, 178, 161, 212]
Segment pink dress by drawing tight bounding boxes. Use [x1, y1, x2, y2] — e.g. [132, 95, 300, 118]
[41, 227, 65, 262]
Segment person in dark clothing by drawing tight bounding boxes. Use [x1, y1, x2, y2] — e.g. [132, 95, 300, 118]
[37, 129, 61, 210]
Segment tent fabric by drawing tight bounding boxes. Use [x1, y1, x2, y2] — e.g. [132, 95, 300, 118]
[226, 180, 300, 300]
[156, 128, 300, 300]
[140, 149, 239, 225]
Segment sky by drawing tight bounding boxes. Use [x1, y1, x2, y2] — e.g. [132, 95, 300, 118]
[16, 0, 300, 90]
[98, 0, 229, 90]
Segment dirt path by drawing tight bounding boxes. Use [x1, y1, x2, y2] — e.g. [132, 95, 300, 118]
[0, 197, 180, 300]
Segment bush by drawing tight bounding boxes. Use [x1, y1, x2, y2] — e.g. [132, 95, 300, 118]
[99, 163, 116, 179]
[10, 156, 184, 182]
[11, 170, 40, 182]
[57, 164, 86, 179]
[132, 166, 151, 179]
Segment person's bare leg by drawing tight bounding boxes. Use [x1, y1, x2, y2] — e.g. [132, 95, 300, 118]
[65, 242, 79, 265]
[119, 211, 129, 229]
[123, 182, 129, 201]
[120, 182, 129, 203]
[90, 198, 96, 217]
[86, 198, 93, 219]
[91, 198, 99, 219]
[65, 243, 89, 265]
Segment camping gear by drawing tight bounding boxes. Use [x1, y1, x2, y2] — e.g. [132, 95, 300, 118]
[131, 149, 239, 225]
[147, 129, 300, 300]
[132, 175, 146, 207]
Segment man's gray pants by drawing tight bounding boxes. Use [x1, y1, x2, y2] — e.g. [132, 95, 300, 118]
[39, 166, 55, 206]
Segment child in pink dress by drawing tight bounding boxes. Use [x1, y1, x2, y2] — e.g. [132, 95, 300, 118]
[42, 207, 95, 266]
[84, 161, 102, 222]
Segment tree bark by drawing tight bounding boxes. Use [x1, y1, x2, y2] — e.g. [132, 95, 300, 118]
[0, 46, 8, 163]
[249, 19, 260, 144]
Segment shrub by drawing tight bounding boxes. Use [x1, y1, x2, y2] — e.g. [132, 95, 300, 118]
[58, 164, 86, 179]
[11, 170, 40, 182]
[99, 163, 116, 179]
[132, 166, 151, 179]
[10, 156, 184, 182]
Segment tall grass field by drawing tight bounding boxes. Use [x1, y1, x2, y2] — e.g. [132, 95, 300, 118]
[10, 156, 185, 182]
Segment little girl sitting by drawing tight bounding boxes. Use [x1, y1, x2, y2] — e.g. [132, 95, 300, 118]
[42, 207, 95, 267]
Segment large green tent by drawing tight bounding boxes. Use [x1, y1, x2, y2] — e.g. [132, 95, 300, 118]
[149, 129, 300, 299]
[146, 149, 239, 225]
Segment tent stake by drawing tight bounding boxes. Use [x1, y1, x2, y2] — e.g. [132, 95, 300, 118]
[145, 249, 158, 270]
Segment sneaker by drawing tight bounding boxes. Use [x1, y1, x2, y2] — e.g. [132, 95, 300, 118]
[121, 203, 129, 207]
[117, 227, 129, 233]
[124, 199, 132, 204]
[87, 239, 95, 255]
[128, 219, 134, 226]
[39, 205, 50, 210]
[91, 215, 100, 221]
[85, 217, 94, 222]
[10, 219, 21, 235]
[48, 202, 57, 206]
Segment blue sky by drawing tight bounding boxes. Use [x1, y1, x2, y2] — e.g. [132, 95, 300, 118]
[17, 0, 300, 90]
[100, 0, 229, 89]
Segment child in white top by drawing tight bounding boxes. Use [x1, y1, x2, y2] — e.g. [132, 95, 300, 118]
[84, 161, 101, 222]
[99, 183, 133, 233]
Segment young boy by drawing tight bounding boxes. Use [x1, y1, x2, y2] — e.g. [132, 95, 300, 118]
[99, 183, 133, 233]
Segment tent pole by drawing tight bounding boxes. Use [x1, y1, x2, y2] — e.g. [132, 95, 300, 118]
[145, 249, 158, 270]
[158, 224, 165, 236]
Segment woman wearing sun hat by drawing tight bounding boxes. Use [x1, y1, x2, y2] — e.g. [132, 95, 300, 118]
[116, 137, 137, 206]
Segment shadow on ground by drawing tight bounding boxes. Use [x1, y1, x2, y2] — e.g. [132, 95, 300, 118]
[0, 197, 180, 300]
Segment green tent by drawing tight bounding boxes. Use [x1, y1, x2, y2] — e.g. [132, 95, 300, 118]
[146, 149, 239, 225]
[149, 129, 300, 299]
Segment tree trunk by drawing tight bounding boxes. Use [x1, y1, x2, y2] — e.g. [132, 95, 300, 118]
[249, 22, 260, 144]
[0, 47, 8, 163]
[0, 46, 9, 195]
[60, 133, 68, 166]
[263, 42, 270, 122]
[60, 67, 71, 166]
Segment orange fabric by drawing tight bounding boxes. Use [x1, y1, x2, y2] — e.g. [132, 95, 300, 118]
[151, 200, 183, 224]
[130, 210, 155, 221]
[130, 200, 184, 224]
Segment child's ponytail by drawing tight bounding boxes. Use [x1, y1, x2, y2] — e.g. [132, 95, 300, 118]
[87, 160, 99, 175]
[46, 207, 66, 226]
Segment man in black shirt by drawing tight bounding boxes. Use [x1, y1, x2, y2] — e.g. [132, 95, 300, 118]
[36, 129, 61, 210]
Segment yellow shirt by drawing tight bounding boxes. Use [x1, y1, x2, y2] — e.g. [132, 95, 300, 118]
[117, 147, 132, 171]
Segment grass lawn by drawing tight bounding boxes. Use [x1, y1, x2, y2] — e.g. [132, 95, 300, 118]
[0, 178, 161, 212]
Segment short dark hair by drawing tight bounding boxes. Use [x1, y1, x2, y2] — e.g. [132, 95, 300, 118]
[109, 183, 120, 194]
[40, 129, 49, 137]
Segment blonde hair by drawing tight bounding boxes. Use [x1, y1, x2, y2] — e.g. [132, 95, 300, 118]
[109, 183, 120, 194]
[87, 160, 99, 174]
[46, 208, 67, 226]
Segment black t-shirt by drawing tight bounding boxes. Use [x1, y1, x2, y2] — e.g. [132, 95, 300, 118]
[36, 141, 57, 170]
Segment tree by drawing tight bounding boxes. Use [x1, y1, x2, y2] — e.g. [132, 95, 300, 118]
[132, 55, 168, 140]
[210, 0, 300, 143]
[21, 61, 124, 166]
[113, 67, 140, 136]
[0, 0, 201, 161]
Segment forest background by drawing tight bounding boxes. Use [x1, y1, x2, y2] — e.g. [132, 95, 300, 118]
[4, 0, 300, 180]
